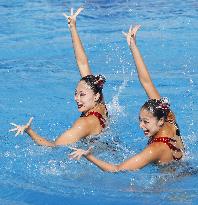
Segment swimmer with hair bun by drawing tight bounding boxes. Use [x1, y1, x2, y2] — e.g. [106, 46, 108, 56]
[69, 24, 185, 171]
[9, 7, 108, 146]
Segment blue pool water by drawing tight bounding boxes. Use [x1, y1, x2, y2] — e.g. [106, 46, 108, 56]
[0, 0, 198, 204]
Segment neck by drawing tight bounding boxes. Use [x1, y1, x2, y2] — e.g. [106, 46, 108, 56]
[152, 125, 166, 139]
[84, 104, 100, 116]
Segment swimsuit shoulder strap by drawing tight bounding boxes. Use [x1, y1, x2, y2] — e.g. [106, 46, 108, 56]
[148, 137, 182, 161]
[86, 111, 106, 128]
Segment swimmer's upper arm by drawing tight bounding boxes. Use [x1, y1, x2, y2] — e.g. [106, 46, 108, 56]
[131, 41, 160, 99]
[136, 64, 160, 99]
[117, 144, 162, 171]
[54, 118, 92, 146]
[142, 81, 161, 99]
[78, 64, 92, 78]
[70, 24, 92, 78]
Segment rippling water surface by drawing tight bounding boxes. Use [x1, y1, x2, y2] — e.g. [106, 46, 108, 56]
[0, 0, 198, 204]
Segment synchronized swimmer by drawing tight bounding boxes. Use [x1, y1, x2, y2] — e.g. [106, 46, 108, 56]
[9, 7, 108, 146]
[69, 23, 185, 172]
[9, 7, 184, 172]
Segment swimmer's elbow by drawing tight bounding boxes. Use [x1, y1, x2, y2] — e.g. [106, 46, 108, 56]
[44, 141, 56, 147]
[50, 142, 57, 147]
[77, 61, 89, 70]
[103, 165, 120, 173]
[34, 138, 56, 147]
[54, 140, 68, 147]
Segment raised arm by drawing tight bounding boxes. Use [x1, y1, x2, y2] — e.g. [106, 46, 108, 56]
[63, 7, 92, 77]
[69, 144, 162, 172]
[123, 25, 160, 99]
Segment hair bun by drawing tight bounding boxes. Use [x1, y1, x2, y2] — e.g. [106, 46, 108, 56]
[157, 97, 170, 111]
[161, 97, 170, 105]
[94, 74, 106, 89]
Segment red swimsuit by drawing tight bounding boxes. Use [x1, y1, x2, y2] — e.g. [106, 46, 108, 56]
[148, 137, 183, 161]
[84, 111, 106, 128]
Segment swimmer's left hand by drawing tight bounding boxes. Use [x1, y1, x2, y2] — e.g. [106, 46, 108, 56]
[9, 117, 33, 136]
[68, 146, 93, 160]
[63, 7, 84, 29]
[122, 24, 141, 46]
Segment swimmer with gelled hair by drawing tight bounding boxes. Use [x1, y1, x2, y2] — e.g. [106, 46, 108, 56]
[69, 25, 185, 171]
[9, 7, 108, 146]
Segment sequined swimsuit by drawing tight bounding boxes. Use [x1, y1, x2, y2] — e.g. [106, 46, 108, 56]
[82, 111, 106, 128]
[148, 137, 183, 161]
[147, 115, 183, 161]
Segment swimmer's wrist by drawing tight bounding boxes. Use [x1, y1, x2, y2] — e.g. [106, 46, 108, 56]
[130, 42, 137, 51]
[69, 24, 77, 31]
[84, 152, 92, 158]
[129, 39, 136, 47]
[25, 126, 31, 133]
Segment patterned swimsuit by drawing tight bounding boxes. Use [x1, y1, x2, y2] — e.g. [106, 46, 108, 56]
[81, 111, 106, 128]
[148, 137, 183, 161]
[148, 117, 183, 161]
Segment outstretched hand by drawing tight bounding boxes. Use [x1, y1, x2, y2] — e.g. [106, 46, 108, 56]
[63, 7, 84, 29]
[68, 146, 93, 160]
[123, 24, 141, 46]
[9, 117, 33, 136]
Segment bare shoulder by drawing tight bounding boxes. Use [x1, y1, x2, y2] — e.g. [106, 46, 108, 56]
[148, 142, 168, 152]
[146, 142, 168, 159]
[73, 116, 101, 135]
[72, 117, 92, 128]
[147, 141, 173, 162]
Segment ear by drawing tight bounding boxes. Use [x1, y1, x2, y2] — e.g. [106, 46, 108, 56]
[94, 93, 100, 102]
[158, 118, 165, 127]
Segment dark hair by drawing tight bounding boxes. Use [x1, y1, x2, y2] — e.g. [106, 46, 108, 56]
[80, 74, 106, 103]
[141, 98, 170, 120]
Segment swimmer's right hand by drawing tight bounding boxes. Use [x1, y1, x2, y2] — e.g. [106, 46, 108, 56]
[68, 146, 93, 160]
[9, 117, 33, 136]
[63, 7, 84, 29]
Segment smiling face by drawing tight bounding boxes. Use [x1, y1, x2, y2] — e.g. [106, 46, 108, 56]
[74, 80, 100, 113]
[139, 108, 164, 137]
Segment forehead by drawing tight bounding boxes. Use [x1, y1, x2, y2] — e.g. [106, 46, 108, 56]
[76, 81, 92, 92]
[140, 108, 154, 119]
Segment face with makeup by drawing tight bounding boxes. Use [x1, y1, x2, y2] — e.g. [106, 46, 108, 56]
[139, 108, 164, 137]
[74, 80, 100, 113]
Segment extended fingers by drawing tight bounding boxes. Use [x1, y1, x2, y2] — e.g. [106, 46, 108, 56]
[9, 124, 25, 136]
[63, 13, 69, 19]
[63, 7, 83, 24]
[67, 146, 78, 151]
[9, 119, 30, 136]
[10, 123, 18, 127]
[9, 127, 18, 132]
[71, 8, 74, 16]
[129, 25, 132, 33]
[77, 155, 82, 161]
[124, 24, 141, 37]
[87, 146, 93, 153]
[68, 146, 92, 160]
[27, 117, 33, 126]
[68, 151, 80, 159]
[134, 24, 141, 30]
[132, 24, 141, 34]
[69, 149, 85, 160]
[15, 128, 22, 137]
[9, 123, 20, 133]
[122, 31, 127, 37]
[74, 7, 84, 17]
